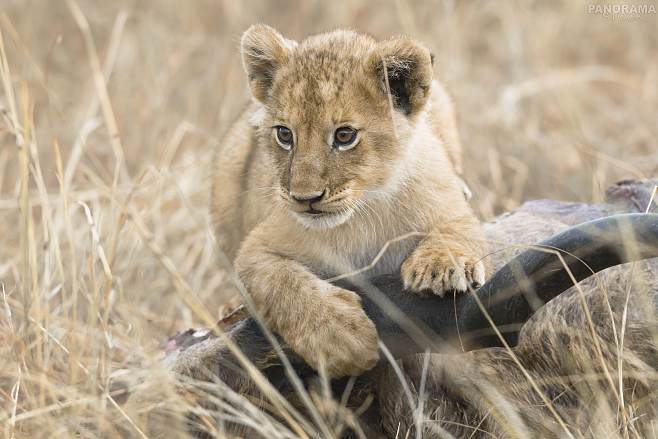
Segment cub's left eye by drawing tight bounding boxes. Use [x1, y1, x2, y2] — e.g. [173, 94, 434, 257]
[274, 126, 294, 150]
[333, 127, 359, 151]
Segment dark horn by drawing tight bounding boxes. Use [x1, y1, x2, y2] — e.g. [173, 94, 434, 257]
[456, 212, 658, 348]
[349, 213, 658, 357]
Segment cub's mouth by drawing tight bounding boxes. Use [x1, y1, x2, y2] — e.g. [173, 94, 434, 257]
[289, 204, 355, 229]
[281, 187, 360, 229]
[304, 207, 326, 216]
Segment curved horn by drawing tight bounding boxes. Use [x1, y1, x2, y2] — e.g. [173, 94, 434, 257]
[351, 213, 658, 356]
[456, 212, 658, 348]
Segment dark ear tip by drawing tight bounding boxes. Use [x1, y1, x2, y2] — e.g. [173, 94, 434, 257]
[370, 37, 433, 116]
[430, 51, 435, 66]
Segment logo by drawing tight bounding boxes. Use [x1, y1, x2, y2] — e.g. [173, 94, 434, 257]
[587, 3, 657, 21]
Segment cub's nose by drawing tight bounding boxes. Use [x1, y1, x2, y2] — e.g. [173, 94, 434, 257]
[290, 189, 325, 204]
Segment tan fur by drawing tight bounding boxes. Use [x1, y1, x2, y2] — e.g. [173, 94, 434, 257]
[211, 25, 487, 378]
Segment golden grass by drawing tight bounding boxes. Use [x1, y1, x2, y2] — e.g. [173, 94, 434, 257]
[0, 0, 656, 437]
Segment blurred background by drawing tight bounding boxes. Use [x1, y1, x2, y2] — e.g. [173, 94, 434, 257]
[0, 0, 656, 436]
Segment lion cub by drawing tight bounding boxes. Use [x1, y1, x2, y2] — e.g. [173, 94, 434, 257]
[211, 25, 487, 378]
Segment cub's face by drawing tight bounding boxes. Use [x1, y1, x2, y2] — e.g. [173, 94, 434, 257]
[242, 25, 433, 229]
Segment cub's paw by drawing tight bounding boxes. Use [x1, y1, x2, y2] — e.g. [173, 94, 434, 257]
[401, 244, 485, 297]
[292, 288, 379, 378]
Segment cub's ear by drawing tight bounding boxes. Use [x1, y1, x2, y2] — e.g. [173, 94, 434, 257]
[241, 24, 297, 103]
[366, 37, 433, 116]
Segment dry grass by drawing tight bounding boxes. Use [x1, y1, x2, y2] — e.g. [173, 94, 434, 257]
[0, 0, 656, 437]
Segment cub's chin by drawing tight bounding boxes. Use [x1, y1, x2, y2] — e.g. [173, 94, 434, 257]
[290, 209, 354, 230]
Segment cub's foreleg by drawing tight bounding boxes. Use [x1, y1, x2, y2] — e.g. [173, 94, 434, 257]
[235, 226, 379, 378]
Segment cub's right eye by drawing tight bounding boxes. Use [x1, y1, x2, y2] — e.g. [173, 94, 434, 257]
[274, 126, 293, 150]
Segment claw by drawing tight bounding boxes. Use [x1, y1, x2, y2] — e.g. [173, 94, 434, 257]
[402, 251, 486, 297]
